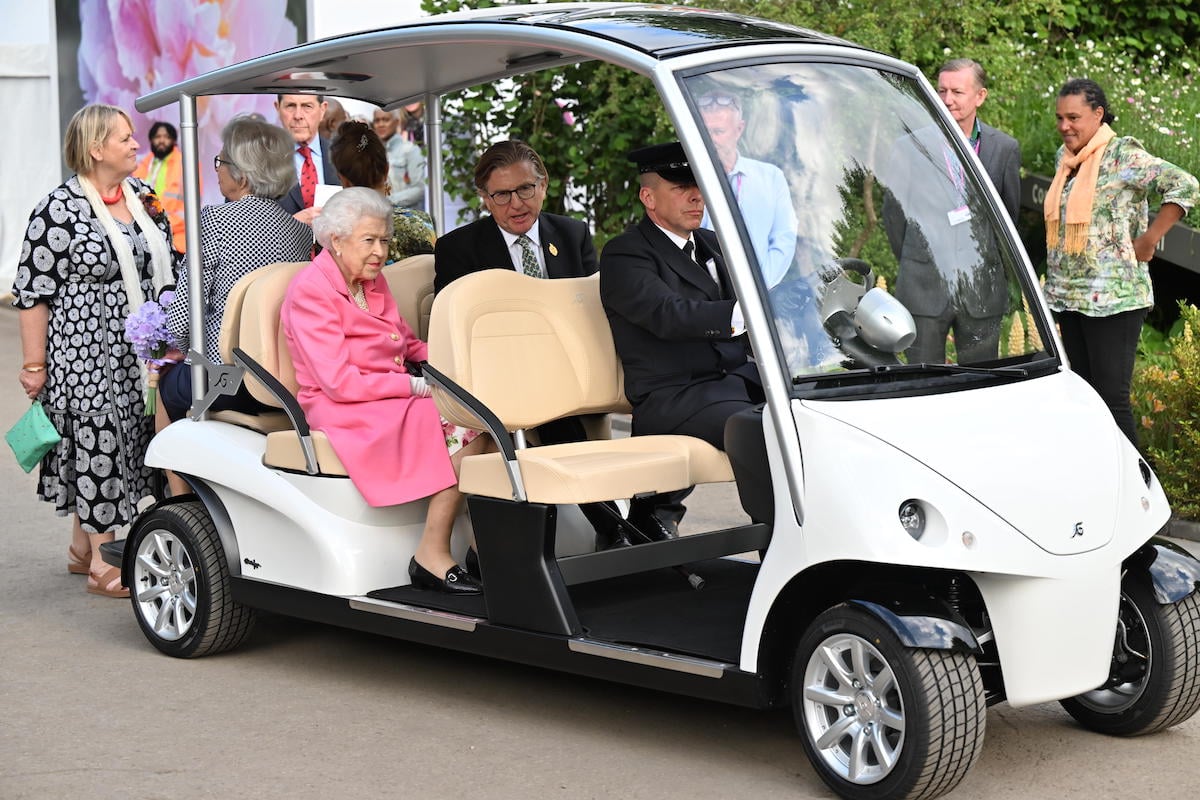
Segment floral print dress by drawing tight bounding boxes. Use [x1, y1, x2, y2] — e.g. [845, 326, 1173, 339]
[11, 176, 178, 532]
[1044, 137, 1200, 317]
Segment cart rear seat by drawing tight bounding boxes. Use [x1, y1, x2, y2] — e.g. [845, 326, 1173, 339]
[208, 254, 438, 476]
[427, 270, 733, 504]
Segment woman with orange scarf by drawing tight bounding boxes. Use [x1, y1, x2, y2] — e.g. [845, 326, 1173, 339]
[1044, 78, 1198, 448]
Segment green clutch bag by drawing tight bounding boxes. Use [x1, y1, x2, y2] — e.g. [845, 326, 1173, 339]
[5, 401, 62, 473]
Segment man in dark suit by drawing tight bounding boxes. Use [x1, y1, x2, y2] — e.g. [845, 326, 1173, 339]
[601, 142, 763, 539]
[434, 139, 596, 291]
[881, 59, 1017, 365]
[435, 140, 620, 547]
[276, 94, 339, 220]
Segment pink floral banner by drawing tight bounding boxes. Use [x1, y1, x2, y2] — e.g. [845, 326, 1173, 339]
[63, 0, 304, 206]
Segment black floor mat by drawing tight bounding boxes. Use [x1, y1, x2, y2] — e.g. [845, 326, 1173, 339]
[570, 558, 758, 663]
[365, 558, 759, 663]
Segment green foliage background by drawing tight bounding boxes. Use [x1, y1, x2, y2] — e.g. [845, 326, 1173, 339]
[422, 0, 1200, 239]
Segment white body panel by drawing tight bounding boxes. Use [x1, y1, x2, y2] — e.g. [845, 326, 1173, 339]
[738, 371, 1169, 705]
[145, 420, 595, 596]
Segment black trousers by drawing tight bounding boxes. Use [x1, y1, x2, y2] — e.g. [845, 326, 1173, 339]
[1054, 307, 1148, 448]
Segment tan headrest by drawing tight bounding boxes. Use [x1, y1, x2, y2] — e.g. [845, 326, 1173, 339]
[428, 270, 630, 431]
[381, 254, 435, 340]
[232, 261, 310, 406]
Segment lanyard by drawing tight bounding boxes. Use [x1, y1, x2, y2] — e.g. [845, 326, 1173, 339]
[942, 144, 966, 201]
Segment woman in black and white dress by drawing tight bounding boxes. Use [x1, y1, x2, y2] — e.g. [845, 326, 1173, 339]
[12, 103, 178, 597]
[159, 115, 313, 441]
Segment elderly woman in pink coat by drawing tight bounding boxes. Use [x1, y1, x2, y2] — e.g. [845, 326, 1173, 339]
[281, 187, 488, 595]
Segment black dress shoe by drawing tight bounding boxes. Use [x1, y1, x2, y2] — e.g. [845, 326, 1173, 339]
[408, 557, 483, 595]
[628, 511, 679, 543]
[464, 547, 482, 580]
[596, 526, 634, 551]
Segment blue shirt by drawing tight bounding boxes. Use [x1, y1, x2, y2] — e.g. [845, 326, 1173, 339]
[702, 154, 798, 288]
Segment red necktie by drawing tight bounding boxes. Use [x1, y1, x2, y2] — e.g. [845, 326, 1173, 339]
[298, 143, 317, 208]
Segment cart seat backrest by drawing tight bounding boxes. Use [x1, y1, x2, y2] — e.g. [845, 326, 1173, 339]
[427, 269, 631, 431]
[215, 255, 436, 412]
[382, 254, 435, 340]
[426, 269, 732, 504]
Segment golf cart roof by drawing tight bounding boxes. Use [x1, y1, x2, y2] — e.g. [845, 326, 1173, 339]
[135, 2, 849, 112]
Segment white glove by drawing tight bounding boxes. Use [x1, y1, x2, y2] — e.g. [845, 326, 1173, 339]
[409, 375, 432, 398]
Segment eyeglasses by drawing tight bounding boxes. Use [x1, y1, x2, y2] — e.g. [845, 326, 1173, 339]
[697, 94, 739, 109]
[213, 155, 237, 171]
[484, 181, 540, 206]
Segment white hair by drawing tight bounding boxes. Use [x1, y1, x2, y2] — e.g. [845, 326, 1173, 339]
[311, 187, 392, 248]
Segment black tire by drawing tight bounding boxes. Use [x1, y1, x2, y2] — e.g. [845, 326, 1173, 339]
[1060, 581, 1200, 736]
[127, 500, 255, 658]
[791, 606, 986, 800]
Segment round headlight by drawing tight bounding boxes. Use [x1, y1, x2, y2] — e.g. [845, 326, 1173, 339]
[899, 500, 925, 540]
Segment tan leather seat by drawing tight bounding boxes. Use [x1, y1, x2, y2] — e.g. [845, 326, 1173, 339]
[381, 254, 435, 340]
[427, 270, 732, 504]
[209, 256, 436, 476]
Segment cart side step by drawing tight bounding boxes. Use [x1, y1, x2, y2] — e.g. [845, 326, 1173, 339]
[568, 638, 734, 678]
[348, 596, 484, 632]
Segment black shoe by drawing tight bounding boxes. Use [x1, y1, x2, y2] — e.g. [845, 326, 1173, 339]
[596, 526, 634, 551]
[465, 547, 482, 580]
[628, 511, 679, 543]
[408, 557, 483, 595]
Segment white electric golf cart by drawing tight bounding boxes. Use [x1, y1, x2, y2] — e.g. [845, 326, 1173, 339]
[105, 5, 1200, 799]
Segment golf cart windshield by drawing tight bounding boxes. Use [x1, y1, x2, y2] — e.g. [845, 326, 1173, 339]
[682, 62, 1054, 389]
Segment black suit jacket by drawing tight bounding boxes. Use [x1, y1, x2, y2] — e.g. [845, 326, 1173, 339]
[433, 212, 597, 293]
[600, 218, 758, 437]
[279, 136, 339, 214]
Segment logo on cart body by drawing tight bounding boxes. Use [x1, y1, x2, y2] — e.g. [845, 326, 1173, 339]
[1071, 522, 1084, 538]
[244, 557, 261, 569]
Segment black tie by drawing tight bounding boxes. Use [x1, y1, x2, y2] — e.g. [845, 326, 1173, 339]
[682, 240, 695, 262]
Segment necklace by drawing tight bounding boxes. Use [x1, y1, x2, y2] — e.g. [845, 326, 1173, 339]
[99, 184, 125, 205]
[350, 282, 368, 311]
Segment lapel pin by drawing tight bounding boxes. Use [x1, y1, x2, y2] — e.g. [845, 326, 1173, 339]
[548, 243, 559, 257]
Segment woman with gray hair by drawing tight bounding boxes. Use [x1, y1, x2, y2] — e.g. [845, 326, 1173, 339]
[282, 188, 488, 594]
[160, 115, 313, 464]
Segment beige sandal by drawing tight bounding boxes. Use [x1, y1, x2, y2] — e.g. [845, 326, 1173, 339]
[68, 545, 91, 576]
[87, 565, 129, 598]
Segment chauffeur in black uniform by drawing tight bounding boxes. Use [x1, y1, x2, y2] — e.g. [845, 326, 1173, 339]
[601, 142, 763, 538]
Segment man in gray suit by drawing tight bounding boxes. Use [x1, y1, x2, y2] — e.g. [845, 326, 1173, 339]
[936, 59, 1021, 221]
[881, 59, 1018, 365]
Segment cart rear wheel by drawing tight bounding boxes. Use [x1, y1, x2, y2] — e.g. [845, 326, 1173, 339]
[129, 500, 254, 658]
[792, 606, 985, 800]
[1061, 582, 1200, 736]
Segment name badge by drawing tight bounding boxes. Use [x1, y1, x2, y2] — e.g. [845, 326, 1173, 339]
[947, 205, 972, 226]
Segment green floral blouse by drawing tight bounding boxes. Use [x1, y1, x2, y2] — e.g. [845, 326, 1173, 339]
[389, 207, 436, 263]
[1045, 136, 1199, 317]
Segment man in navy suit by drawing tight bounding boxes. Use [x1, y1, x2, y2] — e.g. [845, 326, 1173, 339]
[601, 142, 762, 539]
[433, 139, 596, 292]
[435, 141, 622, 547]
[276, 94, 339, 220]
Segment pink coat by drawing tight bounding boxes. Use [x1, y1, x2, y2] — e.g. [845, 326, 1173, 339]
[281, 250, 456, 506]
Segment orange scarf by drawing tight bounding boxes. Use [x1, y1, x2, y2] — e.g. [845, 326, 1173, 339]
[1044, 123, 1116, 254]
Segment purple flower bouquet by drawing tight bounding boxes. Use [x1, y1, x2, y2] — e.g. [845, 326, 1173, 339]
[124, 291, 176, 416]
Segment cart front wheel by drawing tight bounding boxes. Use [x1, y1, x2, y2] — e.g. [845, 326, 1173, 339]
[1061, 581, 1200, 735]
[792, 606, 985, 800]
[129, 500, 254, 658]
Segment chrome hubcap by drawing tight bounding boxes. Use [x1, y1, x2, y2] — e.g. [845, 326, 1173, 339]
[133, 530, 198, 642]
[803, 633, 905, 785]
